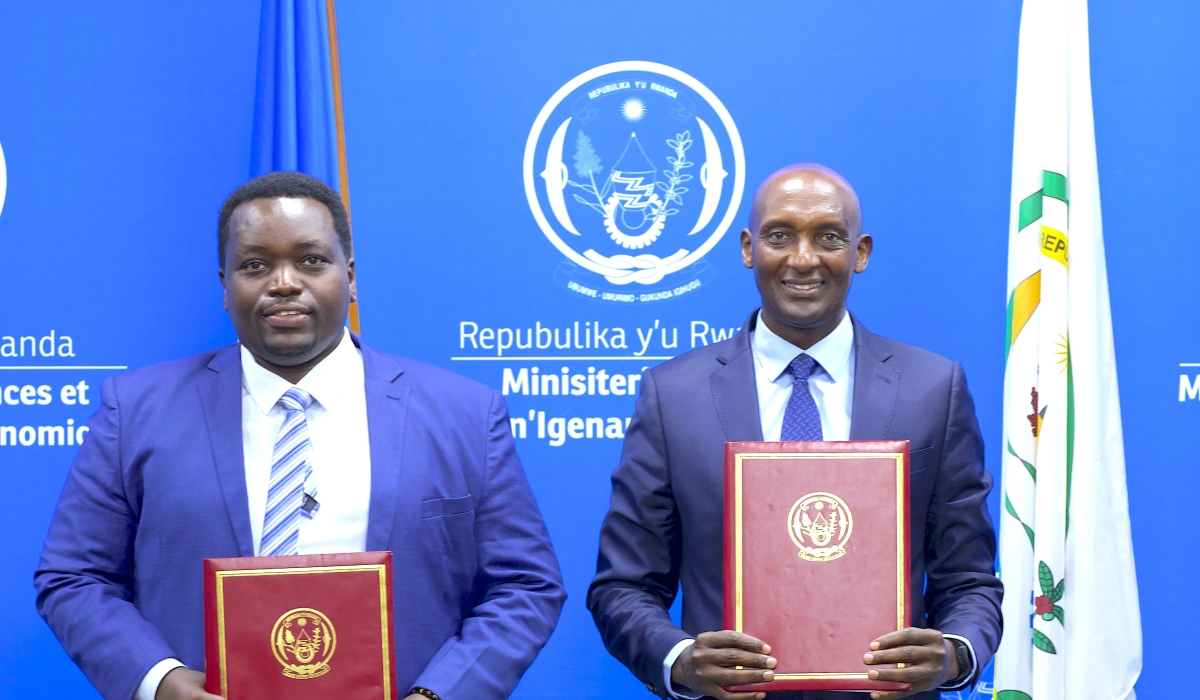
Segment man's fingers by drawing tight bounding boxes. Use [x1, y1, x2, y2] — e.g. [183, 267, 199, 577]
[710, 670, 774, 700]
[698, 630, 770, 653]
[702, 667, 775, 687]
[156, 667, 223, 700]
[870, 627, 940, 650]
[863, 628, 951, 700]
[863, 644, 937, 666]
[696, 647, 775, 669]
[676, 633, 778, 700]
[867, 664, 933, 684]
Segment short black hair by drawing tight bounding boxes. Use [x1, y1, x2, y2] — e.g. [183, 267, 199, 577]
[217, 171, 352, 267]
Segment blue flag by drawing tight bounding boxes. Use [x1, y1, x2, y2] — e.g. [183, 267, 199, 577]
[250, 0, 340, 189]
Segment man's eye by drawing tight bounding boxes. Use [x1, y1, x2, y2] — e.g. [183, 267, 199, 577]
[242, 261, 266, 271]
[303, 256, 327, 266]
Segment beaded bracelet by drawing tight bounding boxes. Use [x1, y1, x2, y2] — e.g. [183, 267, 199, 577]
[409, 687, 442, 700]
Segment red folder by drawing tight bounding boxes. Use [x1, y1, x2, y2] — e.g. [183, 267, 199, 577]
[723, 441, 911, 692]
[204, 551, 398, 700]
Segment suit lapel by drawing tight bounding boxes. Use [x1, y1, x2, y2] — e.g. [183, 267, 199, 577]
[848, 316, 900, 441]
[711, 312, 764, 442]
[197, 346, 254, 556]
[359, 339, 411, 552]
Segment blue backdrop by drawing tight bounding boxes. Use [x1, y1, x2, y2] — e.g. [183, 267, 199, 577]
[0, 2, 1195, 698]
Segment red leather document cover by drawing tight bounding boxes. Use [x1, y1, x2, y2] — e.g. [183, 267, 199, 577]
[204, 551, 397, 700]
[724, 441, 911, 692]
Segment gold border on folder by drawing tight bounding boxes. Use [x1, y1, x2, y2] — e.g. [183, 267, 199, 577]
[215, 564, 392, 700]
[733, 452, 907, 680]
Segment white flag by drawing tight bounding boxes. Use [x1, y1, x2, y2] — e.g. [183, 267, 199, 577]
[994, 1, 1142, 699]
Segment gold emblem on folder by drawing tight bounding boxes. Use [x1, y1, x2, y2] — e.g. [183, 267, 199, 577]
[788, 492, 854, 562]
[271, 607, 337, 679]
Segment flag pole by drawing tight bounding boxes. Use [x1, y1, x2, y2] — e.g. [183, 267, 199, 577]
[325, 0, 359, 335]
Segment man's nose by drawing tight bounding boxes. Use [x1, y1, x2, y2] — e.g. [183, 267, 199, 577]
[267, 264, 303, 296]
[786, 236, 820, 271]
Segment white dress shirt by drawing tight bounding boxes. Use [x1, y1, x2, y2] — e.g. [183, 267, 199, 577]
[240, 329, 372, 556]
[135, 330, 373, 700]
[751, 310, 855, 442]
[662, 311, 976, 697]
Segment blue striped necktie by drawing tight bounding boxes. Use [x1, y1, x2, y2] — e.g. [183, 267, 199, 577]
[781, 354, 824, 442]
[261, 387, 314, 557]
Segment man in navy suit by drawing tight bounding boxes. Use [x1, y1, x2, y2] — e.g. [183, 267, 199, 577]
[588, 165, 1002, 700]
[35, 172, 565, 700]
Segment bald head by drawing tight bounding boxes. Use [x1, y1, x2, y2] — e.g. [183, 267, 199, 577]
[740, 163, 872, 350]
[749, 164, 862, 236]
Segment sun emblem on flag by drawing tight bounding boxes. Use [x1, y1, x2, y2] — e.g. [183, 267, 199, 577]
[1054, 333, 1070, 372]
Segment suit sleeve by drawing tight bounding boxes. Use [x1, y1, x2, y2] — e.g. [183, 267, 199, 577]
[587, 369, 690, 699]
[923, 362, 1004, 685]
[413, 391, 566, 700]
[34, 377, 177, 700]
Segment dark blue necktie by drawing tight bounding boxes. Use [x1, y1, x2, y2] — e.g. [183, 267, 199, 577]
[781, 354, 824, 441]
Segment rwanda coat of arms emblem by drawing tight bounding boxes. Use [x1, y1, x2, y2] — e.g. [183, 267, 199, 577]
[788, 492, 854, 562]
[271, 607, 337, 680]
[525, 61, 744, 302]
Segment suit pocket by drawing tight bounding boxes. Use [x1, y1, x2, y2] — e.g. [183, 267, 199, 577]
[420, 494, 474, 519]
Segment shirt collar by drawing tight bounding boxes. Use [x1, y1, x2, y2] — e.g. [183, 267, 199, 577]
[751, 310, 855, 384]
[240, 330, 362, 415]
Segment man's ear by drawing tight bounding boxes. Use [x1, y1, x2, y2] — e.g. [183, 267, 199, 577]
[219, 267, 228, 311]
[854, 233, 873, 273]
[346, 257, 357, 305]
[740, 228, 754, 269]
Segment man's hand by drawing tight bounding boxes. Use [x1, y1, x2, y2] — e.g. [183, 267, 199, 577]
[153, 670, 430, 700]
[863, 627, 959, 700]
[154, 668, 223, 700]
[670, 630, 777, 700]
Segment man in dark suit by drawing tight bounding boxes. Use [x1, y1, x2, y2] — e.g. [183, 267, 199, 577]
[35, 172, 565, 700]
[588, 164, 1001, 700]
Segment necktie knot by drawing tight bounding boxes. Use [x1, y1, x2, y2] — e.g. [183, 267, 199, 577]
[279, 387, 313, 413]
[787, 354, 820, 382]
